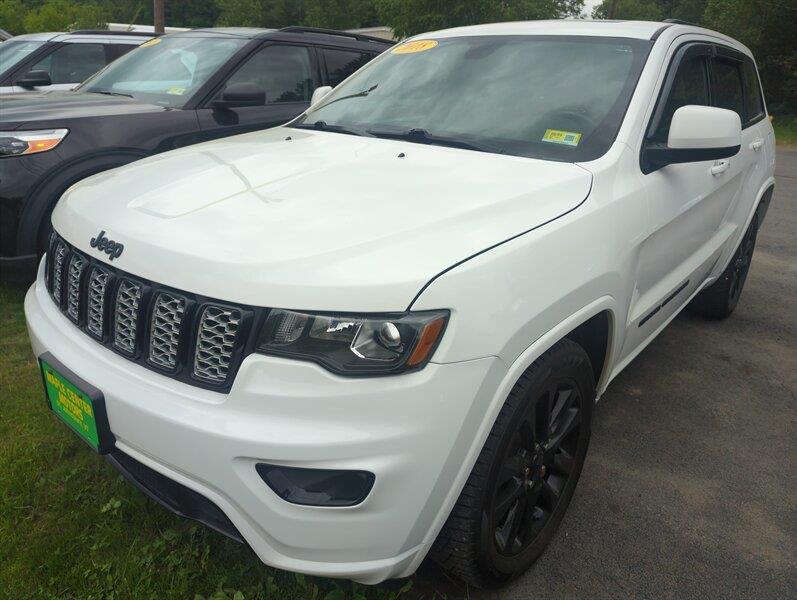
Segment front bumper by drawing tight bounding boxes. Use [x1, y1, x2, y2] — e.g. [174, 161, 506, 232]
[25, 265, 504, 583]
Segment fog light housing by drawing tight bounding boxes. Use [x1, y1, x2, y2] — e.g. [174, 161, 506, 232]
[256, 464, 375, 507]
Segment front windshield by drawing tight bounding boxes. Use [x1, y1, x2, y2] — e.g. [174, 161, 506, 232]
[0, 40, 45, 74]
[295, 35, 651, 161]
[79, 36, 248, 108]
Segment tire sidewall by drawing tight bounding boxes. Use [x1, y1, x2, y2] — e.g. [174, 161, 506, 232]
[477, 343, 595, 584]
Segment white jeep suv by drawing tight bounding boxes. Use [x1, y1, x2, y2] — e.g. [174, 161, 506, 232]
[25, 20, 775, 587]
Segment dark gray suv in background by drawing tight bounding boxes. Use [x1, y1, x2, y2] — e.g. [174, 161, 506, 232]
[0, 26, 393, 280]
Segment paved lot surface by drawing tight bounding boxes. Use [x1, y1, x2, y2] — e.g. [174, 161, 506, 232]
[413, 149, 796, 599]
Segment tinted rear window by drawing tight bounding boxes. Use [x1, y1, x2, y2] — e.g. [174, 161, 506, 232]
[741, 58, 765, 124]
[712, 58, 744, 121]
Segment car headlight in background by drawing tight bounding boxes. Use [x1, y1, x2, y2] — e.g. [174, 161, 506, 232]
[256, 309, 448, 375]
[0, 129, 68, 157]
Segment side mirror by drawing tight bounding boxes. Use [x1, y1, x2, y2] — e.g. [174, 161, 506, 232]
[16, 70, 52, 89]
[213, 82, 265, 108]
[643, 105, 742, 172]
[310, 85, 332, 106]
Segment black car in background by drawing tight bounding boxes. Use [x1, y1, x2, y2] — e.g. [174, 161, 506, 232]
[0, 26, 393, 280]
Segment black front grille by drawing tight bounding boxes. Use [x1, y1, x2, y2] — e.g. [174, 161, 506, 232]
[46, 233, 263, 392]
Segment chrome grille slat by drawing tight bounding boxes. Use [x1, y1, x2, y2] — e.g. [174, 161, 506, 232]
[193, 306, 241, 383]
[46, 234, 251, 390]
[65, 253, 87, 321]
[113, 279, 142, 355]
[51, 242, 68, 303]
[86, 268, 110, 338]
[148, 292, 186, 370]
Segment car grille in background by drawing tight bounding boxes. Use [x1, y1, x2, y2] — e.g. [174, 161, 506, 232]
[46, 233, 255, 391]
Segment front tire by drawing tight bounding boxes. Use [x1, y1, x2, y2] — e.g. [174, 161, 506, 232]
[689, 211, 759, 319]
[431, 339, 595, 588]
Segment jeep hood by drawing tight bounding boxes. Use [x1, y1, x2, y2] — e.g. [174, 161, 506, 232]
[53, 127, 592, 311]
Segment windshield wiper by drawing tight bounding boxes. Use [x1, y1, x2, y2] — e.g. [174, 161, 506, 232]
[366, 128, 502, 154]
[88, 89, 134, 98]
[292, 120, 369, 137]
[319, 84, 378, 108]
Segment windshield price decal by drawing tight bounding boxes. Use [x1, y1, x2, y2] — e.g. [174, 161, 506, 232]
[392, 40, 438, 54]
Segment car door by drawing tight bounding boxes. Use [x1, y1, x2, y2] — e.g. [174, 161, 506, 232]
[621, 41, 754, 358]
[13, 41, 106, 92]
[196, 43, 318, 140]
[705, 49, 771, 274]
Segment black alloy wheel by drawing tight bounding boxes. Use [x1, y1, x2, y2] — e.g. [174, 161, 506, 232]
[431, 339, 595, 588]
[491, 382, 583, 556]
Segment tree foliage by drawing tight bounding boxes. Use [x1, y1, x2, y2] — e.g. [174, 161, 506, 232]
[376, 0, 584, 38]
[0, 0, 792, 109]
[591, 0, 796, 111]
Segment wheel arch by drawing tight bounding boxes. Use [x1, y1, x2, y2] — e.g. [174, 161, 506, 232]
[15, 150, 148, 256]
[408, 296, 619, 575]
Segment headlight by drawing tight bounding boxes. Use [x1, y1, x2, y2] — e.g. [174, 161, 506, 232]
[0, 129, 69, 157]
[256, 309, 448, 375]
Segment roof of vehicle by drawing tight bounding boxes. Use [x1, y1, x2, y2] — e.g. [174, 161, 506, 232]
[4, 32, 65, 42]
[421, 19, 735, 44]
[5, 30, 155, 42]
[176, 26, 394, 46]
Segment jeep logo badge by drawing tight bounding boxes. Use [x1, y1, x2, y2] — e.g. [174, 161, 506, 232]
[89, 230, 124, 261]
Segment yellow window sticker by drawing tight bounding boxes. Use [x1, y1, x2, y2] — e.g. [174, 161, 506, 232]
[140, 38, 161, 48]
[392, 40, 438, 54]
[542, 129, 582, 147]
[166, 86, 186, 95]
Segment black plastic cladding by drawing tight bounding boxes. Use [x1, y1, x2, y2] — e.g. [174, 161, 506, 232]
[46, 233, 265, 392]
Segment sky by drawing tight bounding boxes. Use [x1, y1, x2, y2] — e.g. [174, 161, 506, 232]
[582, 0, 602, 16]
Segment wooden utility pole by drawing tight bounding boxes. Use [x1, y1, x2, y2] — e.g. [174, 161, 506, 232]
[153, 0, 165, 34]
[608, 0, 620, 19]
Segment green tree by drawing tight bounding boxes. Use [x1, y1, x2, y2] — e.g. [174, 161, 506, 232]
[591, 0, 796, 111]
[24, 0, 109, 32]
[216, 0, 264, 27]
[0, 0, 27, 34]
[376, 0, 584, 38]
[305, 0, 378, 29]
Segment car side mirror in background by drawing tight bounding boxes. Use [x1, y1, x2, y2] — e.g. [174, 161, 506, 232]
[310, 85, 332, 106]
[213, 83, 266, 109]
[642, 105, 742, 173]
[16, 70, 52, 89]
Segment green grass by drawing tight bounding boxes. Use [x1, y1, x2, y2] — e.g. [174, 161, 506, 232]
[0, 283, 456, 600]
[772, 114, 797, 146]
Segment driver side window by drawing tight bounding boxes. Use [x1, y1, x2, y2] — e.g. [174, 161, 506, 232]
[652, 55, 710, 143]
[220, 44, 314, 104]
[29, 43, 106, 85]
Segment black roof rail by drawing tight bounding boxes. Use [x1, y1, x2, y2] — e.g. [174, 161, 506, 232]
[662, 18, 697, 26]
[278, 26, 394, 45]
[69, 29, 161, 37]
